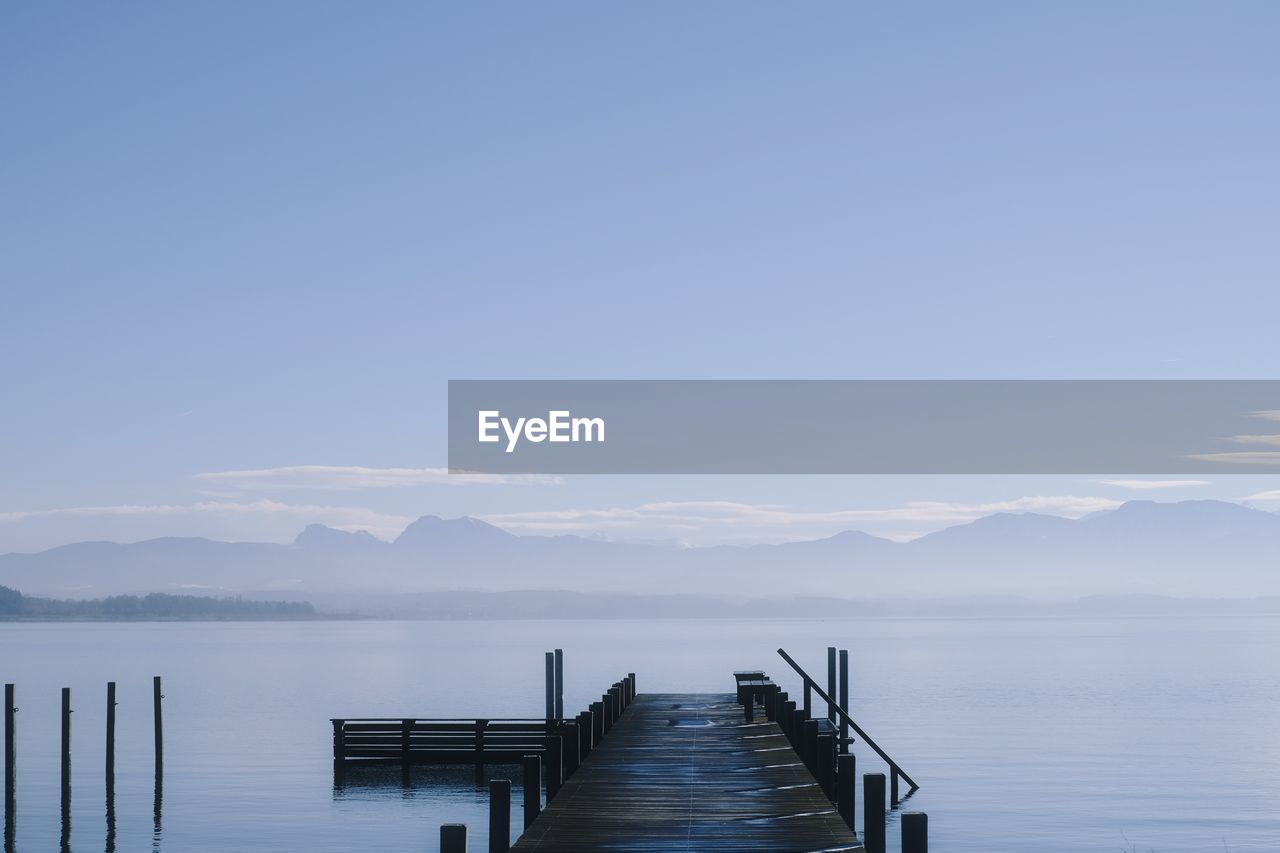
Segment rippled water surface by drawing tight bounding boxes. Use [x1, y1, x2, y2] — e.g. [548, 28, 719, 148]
[2, 616, 1278, 852]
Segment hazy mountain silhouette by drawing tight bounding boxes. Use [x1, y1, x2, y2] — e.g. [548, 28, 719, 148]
[2, 500, 1277, 600]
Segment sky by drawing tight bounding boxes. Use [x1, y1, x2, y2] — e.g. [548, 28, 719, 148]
[2, 2, 1279, 552]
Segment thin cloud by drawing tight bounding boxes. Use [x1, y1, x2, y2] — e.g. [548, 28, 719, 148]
[1245, 490, 1280, 502]
[1225, 435, 1280, 446]
[1251, 410, 1280, 422]
[1088, 479, 1210, 490]
[194, 465, 561, 492]
[481, 495, 1123, 539]
[1186, 452, 1280, 466]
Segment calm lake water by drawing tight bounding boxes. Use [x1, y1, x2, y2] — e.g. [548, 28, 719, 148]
[1, 617, 1278, 852]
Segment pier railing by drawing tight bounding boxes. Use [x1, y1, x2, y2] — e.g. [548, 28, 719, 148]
[774, 647, 919, 804]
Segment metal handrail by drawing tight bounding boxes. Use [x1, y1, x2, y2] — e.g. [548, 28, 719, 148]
[777, 647, 919, 793]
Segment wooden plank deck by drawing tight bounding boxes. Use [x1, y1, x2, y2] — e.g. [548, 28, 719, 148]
[512, 692, 862, 852]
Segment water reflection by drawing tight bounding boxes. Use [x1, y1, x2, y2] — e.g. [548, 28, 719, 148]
[104, 788, 116, 853]
[4, 795, 14, 853]
[152, 771, 163, 852]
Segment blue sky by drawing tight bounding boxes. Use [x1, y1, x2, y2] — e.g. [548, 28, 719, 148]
[2, 2, 1279, 551]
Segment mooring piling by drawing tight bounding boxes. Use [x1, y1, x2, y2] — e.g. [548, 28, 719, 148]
[902, 810, 929, 853]
[60, 688, 71, 801]
[553, 649, 563, 720]
[836, 752, 856, 830]
[838, 649, 849, 753]
[863, 772, 886, 853]
[488, 779, 511, 852]
[152, 676, 163, 777]
[3, 684, 14, 809]
[521, 755, 540, 830]
[440, 822, 467, 853]
[543, 653, 554, 722]
[106, 681, 116, 794]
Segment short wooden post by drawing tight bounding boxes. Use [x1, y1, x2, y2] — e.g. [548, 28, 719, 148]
[802, 718, 819, 773]
[400, 719, 412, 787]
[816, 733, 834, 799]
[863, 772, 886, 853]
[826, 646, 837, 722]
[576, 710, 592, 757]
[838, 649, 849, 753]
[902, 811, 928, 853]
[590, 702, 604, 744]
[627, 672, 637, 703]
[521, 755, 540, 829]
[4, 683, 14, 808]
[781, 700, 796, 747]
[474, 720, 488, 787]
[488, 779, 511, 852]
[106, 682, 116, 794]
[331, 720, 346, 786]
[545, 734, 562, 800]
[152, 676, 163, 776]
[836, 753, 856, 831]
[891, 767, 900, 808]
[553, 649, 564, 720]
[544, 653, 555, 722]
[772, 689, 787, 724]
[561, 722, 579, 777]
[440, 823, 467, 852]
[601, 693, 613, 734]
[803, 682, 812, 718]
[61, 688, 71, 799]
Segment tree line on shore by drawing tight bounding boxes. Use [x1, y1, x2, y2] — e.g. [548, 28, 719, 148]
[0, 584, 316, 620]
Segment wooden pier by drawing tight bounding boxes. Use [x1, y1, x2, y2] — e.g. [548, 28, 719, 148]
[511, 691, 860, 852]
[333, 647, 927, 852]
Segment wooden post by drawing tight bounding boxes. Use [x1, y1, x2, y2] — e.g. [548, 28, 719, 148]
[891, 767, 900, 808]
[772, 689, 787, 724]
[545, 734, 562, 801]
[440, 823, 467, 852]
[863, 772, 886, 853]
[544, 653, 555, 722]
[590, 702, 604, 744]
[106, 682, 116, 794]
[4, 683, 14, 809]
[474, 720, 487, 787]
[576, 710, 592, 757]
[561, 722, 579, 778]
[814, 732, 834, 799]
[902, 811, 928, 853]
[838, 649, 849, 753]
[600, 694, 613, 734]
[836, 753, 856, 831]
[826, 646, 837, 722]
[521, 755, 540, 830]
[627, 672, 637, 703]
[816, 733, 834, 799]
[400, 719, 412, 787]
[802, 718, 819, 774]
[743, 693, 754, 723]
[61, 688, 71, 799]
[781, 700, 796, 748]
[331, 720, 346, 786]
[152, 676, 163, 776]
[803, 682, 812, 718]
[488, 779, 511, 852]
[553, 649, 564, 720]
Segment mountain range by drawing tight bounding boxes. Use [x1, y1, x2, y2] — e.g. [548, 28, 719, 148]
[1, 500, 1278, 601]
